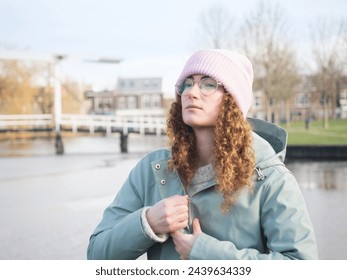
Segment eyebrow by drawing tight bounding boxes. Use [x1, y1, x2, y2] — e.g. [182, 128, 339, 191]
[187, 75, 210, 79]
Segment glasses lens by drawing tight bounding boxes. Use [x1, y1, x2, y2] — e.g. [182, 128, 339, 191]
[200, 78, 218, 95]
[176, 78, 194, 95]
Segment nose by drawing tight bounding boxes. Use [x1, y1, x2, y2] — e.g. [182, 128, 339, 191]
[186, 81, 200, 98]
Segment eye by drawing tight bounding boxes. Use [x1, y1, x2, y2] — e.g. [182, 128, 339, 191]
[202, 78, 217, 89]
[183, 78, 194, 88]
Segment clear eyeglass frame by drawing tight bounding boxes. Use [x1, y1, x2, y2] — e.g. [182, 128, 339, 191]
[175, 77, 222, 96]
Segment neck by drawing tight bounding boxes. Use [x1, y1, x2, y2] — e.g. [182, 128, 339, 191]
[192, 127, 215, 167]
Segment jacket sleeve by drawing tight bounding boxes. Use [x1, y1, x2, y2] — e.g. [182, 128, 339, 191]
[87, 159, 157, 260]
[190, 168, 318, 260]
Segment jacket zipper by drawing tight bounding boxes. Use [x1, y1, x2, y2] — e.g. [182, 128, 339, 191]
[181, 185, 192, 233]
[185, 192, 192, 233]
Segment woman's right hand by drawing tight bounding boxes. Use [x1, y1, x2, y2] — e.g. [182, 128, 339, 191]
[146, 195, 189, 234]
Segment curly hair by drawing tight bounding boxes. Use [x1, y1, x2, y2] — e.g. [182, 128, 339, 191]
[166, 94, 255, 212]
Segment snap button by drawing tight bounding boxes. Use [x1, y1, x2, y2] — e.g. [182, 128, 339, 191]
[155, 164, 161, 170]
[160, 179, 166, 185]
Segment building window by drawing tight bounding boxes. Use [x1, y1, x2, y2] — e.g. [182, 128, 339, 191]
[340, 90, 347, 102]
[118, 97, 126, 109]
[255, 96, 261, 107]
[152, 95, 161, 108]
[143, 80, 150, 88]
[127, 96, 137, 109]
[141, 95, 150, 109]
[102, 97, 113, 112]
[297, 93, 309, 107]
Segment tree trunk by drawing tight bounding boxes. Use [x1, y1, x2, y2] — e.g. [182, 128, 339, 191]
[323, 102, 329, 128]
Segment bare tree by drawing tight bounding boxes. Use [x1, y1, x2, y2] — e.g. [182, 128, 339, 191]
[0, 60, 39, 114]
[237, 1, 300, 124]
[192, 4, 235, 49]
[33, 62, 54, 114]
[62, 77, 87, 114]
[0, 59, 86, 115]
[310, 17, 347, 127]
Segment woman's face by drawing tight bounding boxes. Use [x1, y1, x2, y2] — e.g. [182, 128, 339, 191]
[180, 74, 225, 129]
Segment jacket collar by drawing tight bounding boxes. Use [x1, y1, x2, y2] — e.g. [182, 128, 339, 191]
[248, 117, 288, 167]
[151, 157, 216, 198]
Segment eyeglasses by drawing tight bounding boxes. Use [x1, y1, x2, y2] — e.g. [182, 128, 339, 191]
[175, 77, 222, 96]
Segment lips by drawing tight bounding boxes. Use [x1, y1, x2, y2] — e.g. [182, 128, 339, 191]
[185, 105, 202, 110]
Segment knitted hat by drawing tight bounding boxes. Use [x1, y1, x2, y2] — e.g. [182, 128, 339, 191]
[176, 49, 254, 117]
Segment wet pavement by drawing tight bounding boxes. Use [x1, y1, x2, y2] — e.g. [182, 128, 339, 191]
[0, 135, 346, 259]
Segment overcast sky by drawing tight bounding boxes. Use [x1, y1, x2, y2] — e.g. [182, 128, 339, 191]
[1, 0, 346, 90]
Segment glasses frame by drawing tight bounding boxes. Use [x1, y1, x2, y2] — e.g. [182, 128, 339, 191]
[175, 77, 223, 97]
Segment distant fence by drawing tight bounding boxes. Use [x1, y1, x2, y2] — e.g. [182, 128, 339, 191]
[61, 114, 166, 136]
[0, 114, 166, 154]
[0, 114, 166, 136]
[0, 114, 53, 131]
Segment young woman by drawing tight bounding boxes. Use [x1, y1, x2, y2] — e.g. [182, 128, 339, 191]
[87, 49, 318, 260]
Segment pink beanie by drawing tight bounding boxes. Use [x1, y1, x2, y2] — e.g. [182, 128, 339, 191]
[176, 49, 254, 117]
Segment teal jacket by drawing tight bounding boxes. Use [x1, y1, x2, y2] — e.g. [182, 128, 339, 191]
[87, 118, 318, 260]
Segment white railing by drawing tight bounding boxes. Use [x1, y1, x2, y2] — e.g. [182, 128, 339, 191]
[0, 114, 53, 128]
[0, 114, 166, 135]
[61, 114, 166, 135]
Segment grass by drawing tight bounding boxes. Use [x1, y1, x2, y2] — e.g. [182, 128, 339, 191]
[280, 119, 347, 145]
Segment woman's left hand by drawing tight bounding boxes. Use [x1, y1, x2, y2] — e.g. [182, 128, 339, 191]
[170, 218, 202, 260]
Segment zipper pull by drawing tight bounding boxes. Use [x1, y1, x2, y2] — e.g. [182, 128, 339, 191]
[255, 167, 266, 181]
[185, 194, 192, 233]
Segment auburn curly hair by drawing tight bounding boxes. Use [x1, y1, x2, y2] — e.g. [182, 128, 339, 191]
[166, 94, 255, 212]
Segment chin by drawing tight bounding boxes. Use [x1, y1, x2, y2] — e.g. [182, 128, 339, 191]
[183, 120, 209, 128]
[183, 117, 198, 127]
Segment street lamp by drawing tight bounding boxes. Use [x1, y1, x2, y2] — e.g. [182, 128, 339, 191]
[53, 54, 122, 154]
[53, 54, 66, 154]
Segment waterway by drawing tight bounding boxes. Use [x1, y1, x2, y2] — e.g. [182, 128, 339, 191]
[0, 134, 346, 259]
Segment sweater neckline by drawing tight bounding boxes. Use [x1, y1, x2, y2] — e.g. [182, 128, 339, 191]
[191, 164, 215, 186]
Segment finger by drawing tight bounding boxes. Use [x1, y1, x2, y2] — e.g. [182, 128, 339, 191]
[170, 232, 180, 244]
[160, 205, 188, 223]
[170, 219, 189, 232]
[161, 204, 188, 219]
[170, 230, 184, 239]
[164, 214, 187, 228]
[170, 204, 189, 216]
[174, 211, 189, 223]
[192, 218, 202, 234]
[167, 195, 189, 207]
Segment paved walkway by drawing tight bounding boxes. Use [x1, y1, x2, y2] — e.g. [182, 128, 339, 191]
[0, 152, 142, 259]
[0, 136, 346, 259]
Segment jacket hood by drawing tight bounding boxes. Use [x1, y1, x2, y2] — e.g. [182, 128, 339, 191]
[248, 117, 288, 170]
